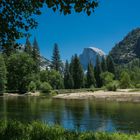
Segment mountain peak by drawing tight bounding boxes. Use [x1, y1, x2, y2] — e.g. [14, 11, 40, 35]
[79, 47, 105, 70]
[89, 47, 106, 56]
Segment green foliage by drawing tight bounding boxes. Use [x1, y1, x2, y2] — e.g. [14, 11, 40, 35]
[106, 56, 116, 76]
[24, 36, 32, 55]
[40, 70, 48, 83]
[120, 71, 131, 89]
[28, 81, 36, 92]
[86, 62, 96, 88]
[51, 43, 62, 73]
[70, 54, 84, 89]
[40, 82, 52, 93]
[1, 120, 140, 140]
[64, 60, 74, 89]
[135, 84, 140, 88]
[95, 56, 102, 88]
[32, 37, 40, 72]
[130, 67, 140, 87]
[40, 70, 64, 89]
[0, 55, 7, 94]
[0, 1, 98, 51]
[48, 70, 64, 89]
[7, 52, 35, 93]
[101, 57, 107, 72]
[106, 81, 118, 91]
[100, 72, 114, 86]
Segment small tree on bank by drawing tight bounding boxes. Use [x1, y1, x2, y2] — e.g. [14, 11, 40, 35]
[120, 71, 131, 89]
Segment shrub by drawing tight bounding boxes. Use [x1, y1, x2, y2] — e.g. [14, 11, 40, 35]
[40, 82, 52, 93]
[135, 83, 140, 88]
[106, 81, 118, 91]
[100, 72, 114, 86]
[28, 81, 36, 92]
[120, 71, 131, 89]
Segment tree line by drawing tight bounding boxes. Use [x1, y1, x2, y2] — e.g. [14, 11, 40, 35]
[0, 37, 140, 94]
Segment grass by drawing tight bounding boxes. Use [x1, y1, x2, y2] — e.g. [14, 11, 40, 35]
[0, 120, 140, 140]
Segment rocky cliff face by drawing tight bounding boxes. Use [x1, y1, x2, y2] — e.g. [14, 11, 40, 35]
[79, 47, 105, 70]
[109, 28, 140, 64]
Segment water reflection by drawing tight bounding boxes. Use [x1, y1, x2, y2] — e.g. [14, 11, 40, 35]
[0, 96, 140, 132]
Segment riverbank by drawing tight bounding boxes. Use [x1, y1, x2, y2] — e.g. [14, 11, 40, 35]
[0, 120, 140, 140]
[53, 90, 140, 102]
[2, 91, 41, 97]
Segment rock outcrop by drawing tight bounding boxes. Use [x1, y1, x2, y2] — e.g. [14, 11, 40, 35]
[79, 47, 105, 70]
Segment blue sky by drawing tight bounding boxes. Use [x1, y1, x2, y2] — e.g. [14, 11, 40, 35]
[19, 0, 140, 61]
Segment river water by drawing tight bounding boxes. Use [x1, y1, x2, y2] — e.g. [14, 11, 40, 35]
[0, 96, 140, 132]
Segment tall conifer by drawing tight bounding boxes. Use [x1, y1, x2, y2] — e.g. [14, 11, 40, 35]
[87, 62, 96, 88]
[32, 37, 40, 72]
[95, 55, 102, 87]
[51, 43, 62, 72]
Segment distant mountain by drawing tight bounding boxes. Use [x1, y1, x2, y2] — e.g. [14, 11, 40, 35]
[79, 47, 106, 70]
[109, 28, 140, 65]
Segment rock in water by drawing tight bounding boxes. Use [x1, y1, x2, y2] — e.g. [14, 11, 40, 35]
[79, 47, 105, 70]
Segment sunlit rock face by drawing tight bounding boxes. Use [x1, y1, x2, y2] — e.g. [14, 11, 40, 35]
[79, 47, 106, 70]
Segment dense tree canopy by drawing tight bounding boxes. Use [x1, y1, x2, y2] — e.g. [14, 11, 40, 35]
[0, 0, 98, 51]
[7, 52, 35, 93]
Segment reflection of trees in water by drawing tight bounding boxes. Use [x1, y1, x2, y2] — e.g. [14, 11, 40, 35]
[1, 97, 140, 132]
[88, 101, 140, 132]
[48, 99, 65, 125]
[64, 100, 86, 131]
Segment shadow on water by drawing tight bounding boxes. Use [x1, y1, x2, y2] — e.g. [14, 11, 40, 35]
[0, 96, 140, 132]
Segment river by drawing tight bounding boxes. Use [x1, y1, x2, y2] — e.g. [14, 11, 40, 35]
[0, 96, 140, 132]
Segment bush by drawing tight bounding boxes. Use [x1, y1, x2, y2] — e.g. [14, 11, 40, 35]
[28, 81, 36, 92]
[135, 83, 140, 88]
[106, 81, 118, 91]
[120, 71, 131, 89]
[100, 72, 114, 86]
[40, 82, 52, 93]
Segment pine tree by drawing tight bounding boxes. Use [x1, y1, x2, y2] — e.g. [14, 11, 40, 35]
[64, 60, 74, 89]
[32, 37, 40, 72]
[71, 54, 84, 89]
[0, 55, 7, 94]
[101, 57, 107, 72]
[106, 56, 116, 75]
[95, 55, 102, 87]
[51, 43, 62, 72]
[24, 35, 32, 55]
[86, 62, 96, 88]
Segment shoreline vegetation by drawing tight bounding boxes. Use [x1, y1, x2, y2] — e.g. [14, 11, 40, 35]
[0, 120, 140, 140]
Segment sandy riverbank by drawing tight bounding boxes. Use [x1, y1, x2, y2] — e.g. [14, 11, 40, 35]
[53, 90, 140, 102]
[2, 92, 41, 97]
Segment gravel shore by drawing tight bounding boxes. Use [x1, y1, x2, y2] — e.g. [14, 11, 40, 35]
[53, 90, 140, 102]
